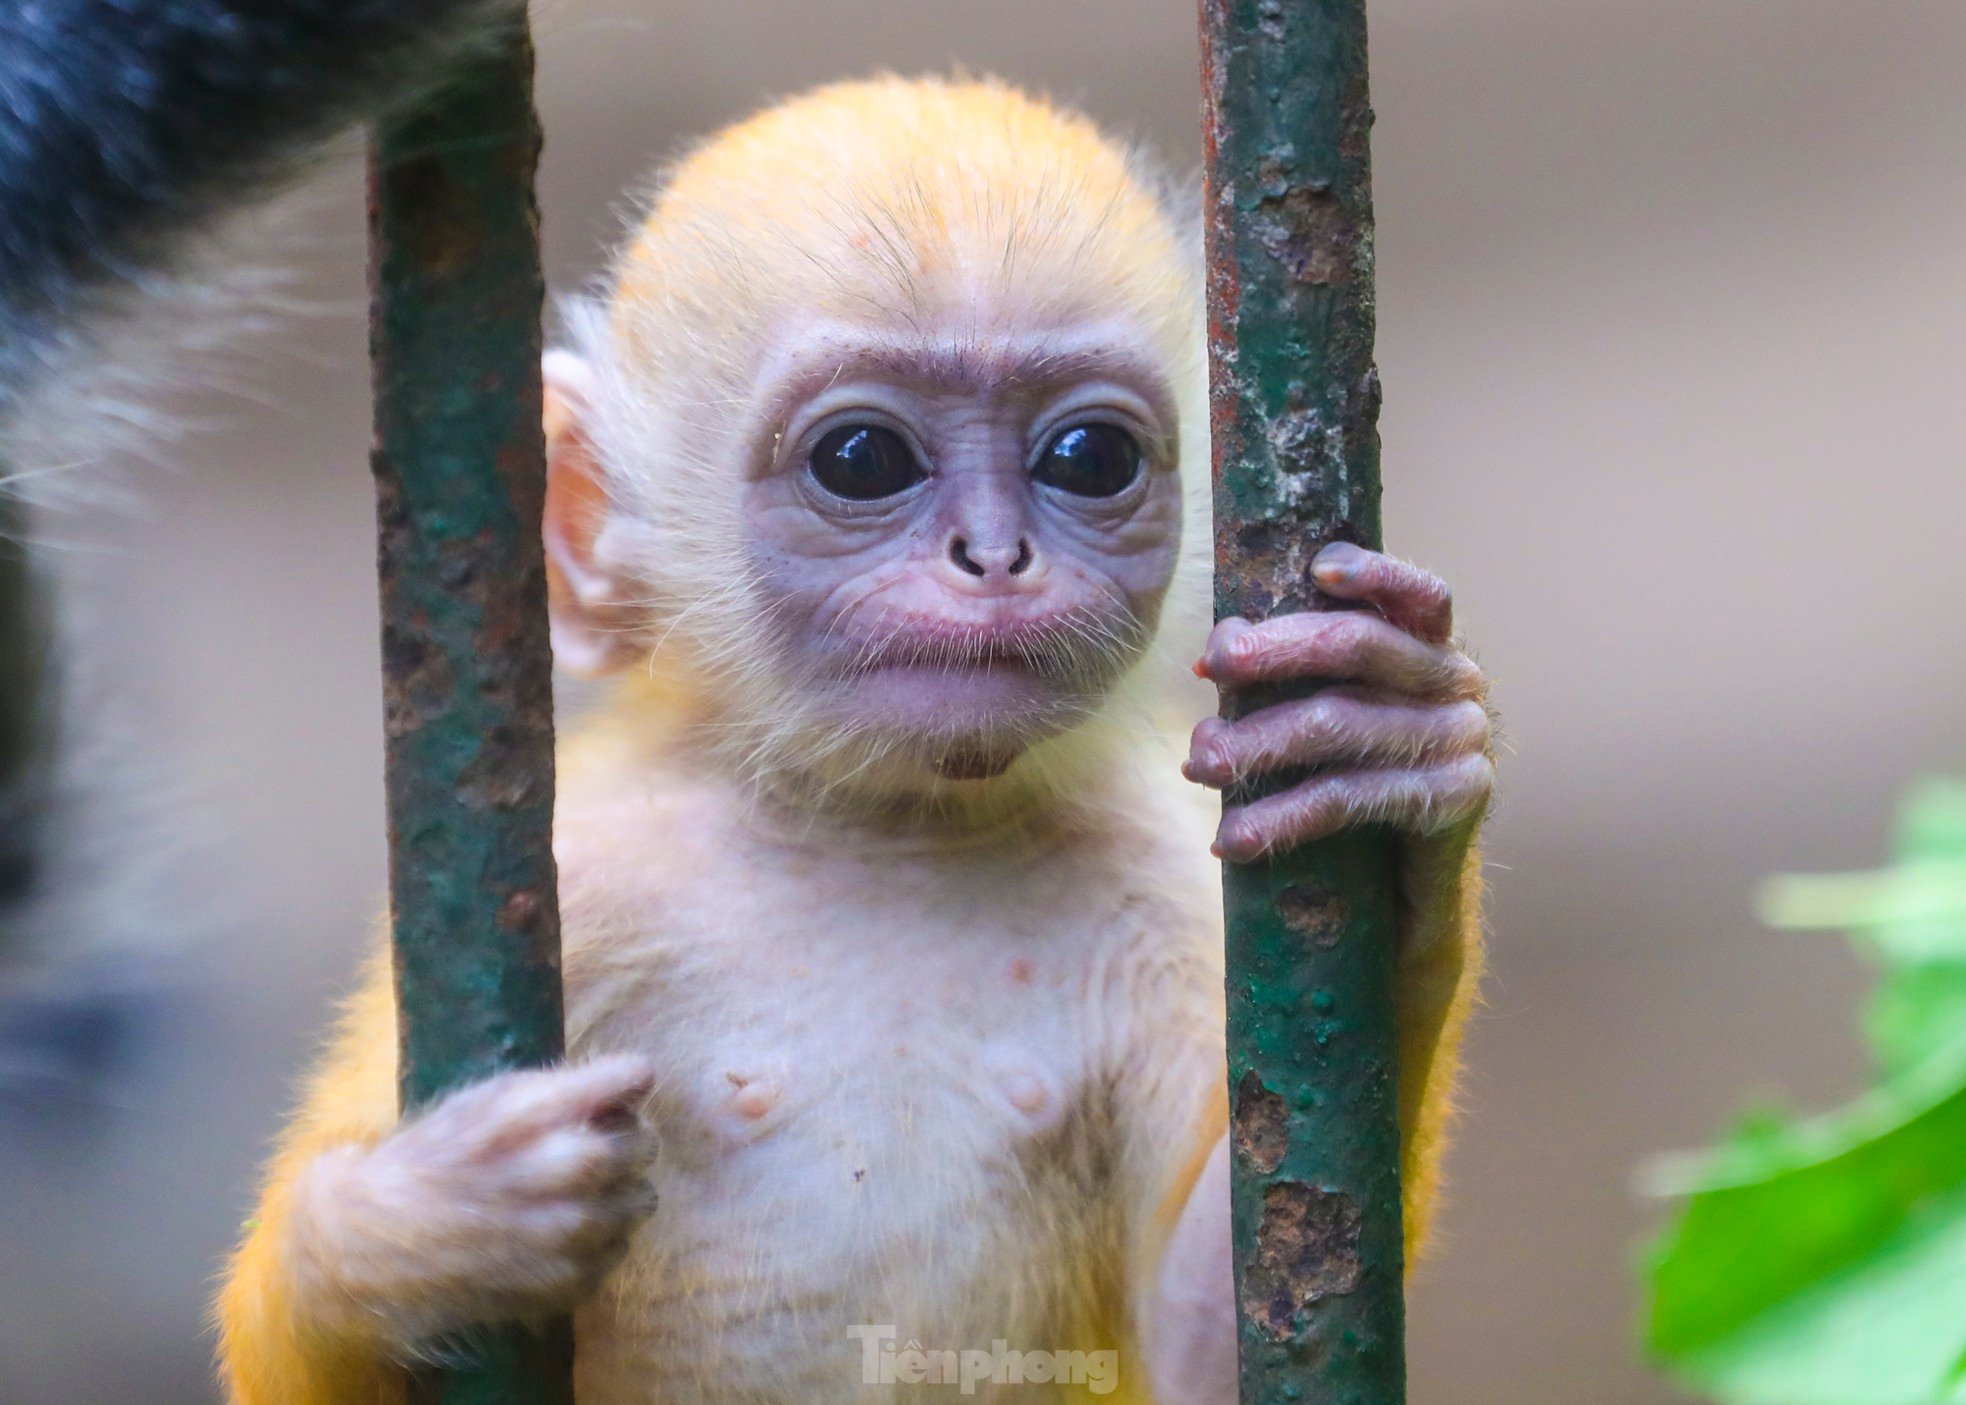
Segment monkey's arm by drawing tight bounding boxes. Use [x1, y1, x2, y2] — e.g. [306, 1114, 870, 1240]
[0, 0, 514, 410]
[216, 959, 403, 1405]
[1152, 544, 1490, 1403]
[216, 953, 657, 1405]
[1136, 837, 1483, 1405]
[1185, 540, 1492, 1259]
[1392, 819, 1485, 1258]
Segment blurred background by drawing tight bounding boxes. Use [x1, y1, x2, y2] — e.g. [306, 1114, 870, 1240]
[5, 0, 1965, 1400]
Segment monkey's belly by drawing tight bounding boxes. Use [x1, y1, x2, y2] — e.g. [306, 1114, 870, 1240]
[548, 764, 1226, 1402]
[569, 1058, 1137, 1404]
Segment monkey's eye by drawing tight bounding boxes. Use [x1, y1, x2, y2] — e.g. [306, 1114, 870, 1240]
[806, 424, 925, 501]
[1032, 424, 1142, 498]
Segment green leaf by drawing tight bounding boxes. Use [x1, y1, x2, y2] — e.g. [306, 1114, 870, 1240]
[1760, 864, 1966, 960]
[1896, 778, 1966, 861]
[1867, 962, 1966, 1080]
[1645, 777, 1966, 1405]
[1662, 1182, 1966, 1405]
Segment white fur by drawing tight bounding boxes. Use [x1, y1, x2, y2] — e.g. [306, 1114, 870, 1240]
[547, 723, 1228, 1401]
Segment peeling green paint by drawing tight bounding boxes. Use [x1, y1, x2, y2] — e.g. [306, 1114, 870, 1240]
[368, 24, 572, 1405]
[1199, 2, 1406, 1402]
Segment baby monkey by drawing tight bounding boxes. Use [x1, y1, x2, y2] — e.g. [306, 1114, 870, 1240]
[218, 77, 1491, 1405]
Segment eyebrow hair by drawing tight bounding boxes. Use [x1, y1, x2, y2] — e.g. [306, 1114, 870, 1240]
[860, 338, 1152, 390]
[753, 323, 1178, 433]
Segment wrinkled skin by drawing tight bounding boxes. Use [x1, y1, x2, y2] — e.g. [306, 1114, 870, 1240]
[1186, 540, 1492, 862]
[738, 325, 1185, 774]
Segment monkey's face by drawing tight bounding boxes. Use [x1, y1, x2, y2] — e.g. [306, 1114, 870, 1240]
[548, 78, 1202, 789]
[737, 318, 1183, 777]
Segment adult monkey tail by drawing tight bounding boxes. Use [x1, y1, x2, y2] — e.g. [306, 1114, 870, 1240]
[0, 0, 523, 411]
[0, 0, 523, 1094]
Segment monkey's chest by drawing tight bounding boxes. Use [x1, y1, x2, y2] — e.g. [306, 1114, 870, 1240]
[567, 874, 1177, 1402]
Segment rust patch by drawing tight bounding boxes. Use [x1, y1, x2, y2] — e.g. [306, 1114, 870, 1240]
[1268, 403, 1328, 476]
[376, 617, 455, 736]
[1338, 72, 1376, 162]
[1256, 151, 1296, 197]
[1221, 520, 1315, 619]
[397, 169, 479, 278]
[1252, 185, 1351, 286]
[1243, 1182, 1362, 1339]
[1351, 365, 1384, 422]
[1233, 1072, 1289, 1174]
[498, 888, 543, 932]
[455, 724, 550, 811]
[1278, 881, 1348, 949]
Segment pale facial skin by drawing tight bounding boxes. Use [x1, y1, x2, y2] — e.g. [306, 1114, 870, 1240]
[738, 324, 1186, 778]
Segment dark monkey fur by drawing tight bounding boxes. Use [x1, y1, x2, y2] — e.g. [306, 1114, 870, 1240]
[0, 0, 517, 1074]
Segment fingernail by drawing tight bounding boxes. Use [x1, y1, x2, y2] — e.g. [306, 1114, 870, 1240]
[1207, 619, 1255, 672]
[1312, 543, 1359, 583]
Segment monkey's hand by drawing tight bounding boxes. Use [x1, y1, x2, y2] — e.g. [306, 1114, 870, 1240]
[1183, 539, 1492, 885]
[1182, 541, 1490, 1263]
[284, 1054, 658, 1352]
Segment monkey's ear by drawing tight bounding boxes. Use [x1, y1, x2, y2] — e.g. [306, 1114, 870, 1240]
[543, 351, 637, 677]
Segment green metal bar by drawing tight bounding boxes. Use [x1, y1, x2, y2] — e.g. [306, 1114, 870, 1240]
[1198, 3, 1406, 1404]
[0, 489, 51, 927]
[367, 17, 571, 1405]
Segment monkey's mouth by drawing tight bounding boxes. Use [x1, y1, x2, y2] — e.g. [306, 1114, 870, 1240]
[838, 610, 1132, 682]
[931, 746, 1020, 781]
[857, 638, 1042, 674]
[809, 609, 1141, 771]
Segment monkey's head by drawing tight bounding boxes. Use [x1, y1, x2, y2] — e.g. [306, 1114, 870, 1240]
[545, 76, 1201, 799]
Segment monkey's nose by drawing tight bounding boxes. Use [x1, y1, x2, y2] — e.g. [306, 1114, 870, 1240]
[948, 536, 1035, 581]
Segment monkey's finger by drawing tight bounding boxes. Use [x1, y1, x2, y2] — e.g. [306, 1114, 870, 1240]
[608, 1178, 663, 1225]
[1212, 754, 1494, 864]
[1196, 612, 1480, 697]
[535, 1187, 656, 1257]
[439, 1054, 657, 1159]
[489, 1206, 635, 1304]
[508, 1124, 657, 1199]
[1184, 693, 1489, 790]
[1309, 542, 1454, 644]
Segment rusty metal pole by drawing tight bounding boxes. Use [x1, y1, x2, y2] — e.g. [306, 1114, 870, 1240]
[0, 490, 51, 925]
[1199, 3, 1406, 1404]
[368, 15, 571, 1405]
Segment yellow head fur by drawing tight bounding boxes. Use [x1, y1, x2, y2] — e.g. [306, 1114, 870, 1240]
[609, 75, 1193, 366]
[557, 76, 1208, 809]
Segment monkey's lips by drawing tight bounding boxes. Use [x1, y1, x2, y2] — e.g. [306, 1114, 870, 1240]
[836, 611, 1119, 680]
[818, 609, 1132, 756]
